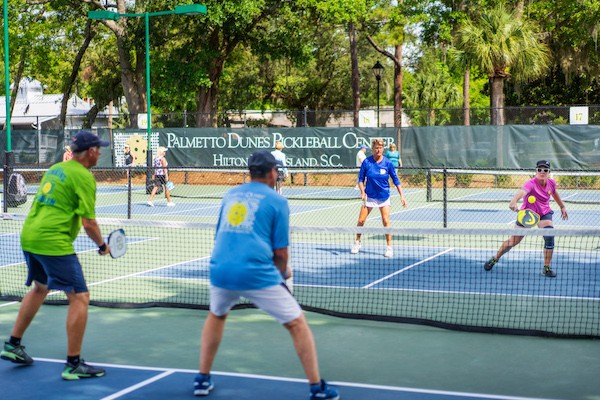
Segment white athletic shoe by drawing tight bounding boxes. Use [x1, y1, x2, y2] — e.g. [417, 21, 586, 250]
[384, 246, 394, 258]
[350, 241, 361, 254]
[167, 202, 175, 207]
[147, 201, 154, 207]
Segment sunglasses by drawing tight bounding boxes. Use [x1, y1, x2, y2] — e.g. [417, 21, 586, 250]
[536, 168, 550, 173]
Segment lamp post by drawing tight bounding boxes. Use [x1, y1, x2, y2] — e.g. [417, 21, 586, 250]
[88, 4, 207, 190]
[372, 60, 384, 128]
[3, 0, 12, 213]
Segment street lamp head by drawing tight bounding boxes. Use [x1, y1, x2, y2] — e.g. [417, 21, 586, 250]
[174, 4, 207, 15]
[372, 60, 384, 80]
[88, 10, 120, 21]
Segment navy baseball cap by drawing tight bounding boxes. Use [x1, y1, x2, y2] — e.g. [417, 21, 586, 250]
[536, 160, 550, 168]
[248, 151, 277, 173]
[71, 131, 109, 152]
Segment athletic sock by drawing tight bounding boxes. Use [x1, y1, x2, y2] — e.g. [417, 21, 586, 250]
[67, 355, 80, 365]
[8, 336, 21, 346]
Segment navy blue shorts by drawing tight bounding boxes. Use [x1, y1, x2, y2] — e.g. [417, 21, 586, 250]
[23, 251, 88, 293]
[516, 210, 553, 227]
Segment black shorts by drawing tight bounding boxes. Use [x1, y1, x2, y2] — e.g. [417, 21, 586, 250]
[155, 175, 167, 185]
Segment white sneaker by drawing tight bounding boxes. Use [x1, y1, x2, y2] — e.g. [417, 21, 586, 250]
[147, 201, 154, 207]
[350, 241, 361, 254]
[167, 202, 175, 207]
[384, 246, 393, 258]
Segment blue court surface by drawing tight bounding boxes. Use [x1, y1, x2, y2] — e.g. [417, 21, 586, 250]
[139, 242, 598, 300]
[95, 201, 329, 218]
[0, 358, 557, 400]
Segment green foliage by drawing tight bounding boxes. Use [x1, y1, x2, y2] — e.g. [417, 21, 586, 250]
[454, 174, 473, 187]
[558, 175, 599, 189]
[495, 175, 513, 187]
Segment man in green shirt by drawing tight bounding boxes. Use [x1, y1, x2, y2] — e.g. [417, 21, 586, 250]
[1, 131, 111, 380]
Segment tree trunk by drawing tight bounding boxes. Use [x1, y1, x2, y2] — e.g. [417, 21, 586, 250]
[463, 68, 470, 126]
[116, 35, 146, 129]
[8, 50, 26, 123]
[348, 22, 360, 127]
[393, 44, 403, 128]
[490, 75, 505, 125]
[195, 59, 225, 127]
[60, 20, 96, 128]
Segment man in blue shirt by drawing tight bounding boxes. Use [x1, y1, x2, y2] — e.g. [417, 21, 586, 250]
[194, 151, 339, 400]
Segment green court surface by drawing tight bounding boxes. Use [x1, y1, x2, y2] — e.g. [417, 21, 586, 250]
[0, 303, 599, 400]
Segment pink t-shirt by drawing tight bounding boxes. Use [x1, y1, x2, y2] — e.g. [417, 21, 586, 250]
[521, 177, 556, 216]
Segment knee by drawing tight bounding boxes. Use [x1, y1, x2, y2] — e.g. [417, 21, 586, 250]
[284, 315, 306, 332]
[543, 226, 555, 249]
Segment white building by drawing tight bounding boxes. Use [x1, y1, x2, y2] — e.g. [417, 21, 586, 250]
[0, 77, 95, 130]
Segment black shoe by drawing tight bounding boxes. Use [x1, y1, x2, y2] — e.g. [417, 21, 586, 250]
[484, 257, 498, 271]
[541, 266, 557, 278]
[62, 360, 105, 380]
[0, 342, 34, 365]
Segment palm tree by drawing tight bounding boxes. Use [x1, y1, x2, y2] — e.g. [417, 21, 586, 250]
[456, 4, 550, 125]
[405, 50, 460, 126]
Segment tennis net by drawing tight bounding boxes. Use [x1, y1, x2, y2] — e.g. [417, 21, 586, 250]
[1, 215, 598, 338]
[427, 168, 600, 204]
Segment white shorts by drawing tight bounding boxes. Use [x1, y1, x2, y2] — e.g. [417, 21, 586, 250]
[365, 197, 391, 208]
[209, 284, 302, 324]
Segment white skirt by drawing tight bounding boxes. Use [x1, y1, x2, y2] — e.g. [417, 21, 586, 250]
[365, 197, 391, 208]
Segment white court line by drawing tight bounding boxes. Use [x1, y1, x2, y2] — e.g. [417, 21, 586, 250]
[363, 248, 455, 289]
[0, 236, 160, 308]
[30, 357, 558, 400]
[101, 370, 176, 400]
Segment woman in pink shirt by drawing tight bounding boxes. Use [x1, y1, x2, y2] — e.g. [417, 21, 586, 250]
[483, 160, 568, 277]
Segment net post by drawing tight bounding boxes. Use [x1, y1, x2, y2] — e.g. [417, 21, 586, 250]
[127, 166, 132, 219]
[426, 168, 432, 202]
[3, 150, 14, 213]
[304, 172, 308, 186]
[146, 150, 153, 194]
[443, 168, 447, 228]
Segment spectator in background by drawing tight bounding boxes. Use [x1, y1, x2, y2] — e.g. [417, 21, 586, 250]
[355, 145, 368, 190]
[356, 144, 368, 167]
[63, 145, 73, 162]
[271, 141, 288, 195]
[124, 144, 134, 184]
[384, 143, 402, 168]
[148, 146, 174, 207]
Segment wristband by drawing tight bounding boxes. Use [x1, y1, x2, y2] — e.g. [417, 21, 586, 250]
[98, 243, 107, 253]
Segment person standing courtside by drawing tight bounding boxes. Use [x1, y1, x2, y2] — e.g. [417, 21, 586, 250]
[384, 143, 402, 168]
[1, 131, 110, 380]
[124, 144, 134, 183]
[147, 146, 174, 207]
[356, 144, 368, 167]
[194, 151, 339, 400]
[351, 138, 408, 258]
[483, 160, 568, 277]
[271, 140, 288, 195]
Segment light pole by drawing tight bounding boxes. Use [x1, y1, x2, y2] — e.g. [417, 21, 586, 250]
[3, 0, 12, 212]
[88, 4, 207, 189]
[372, 60, 384, 128]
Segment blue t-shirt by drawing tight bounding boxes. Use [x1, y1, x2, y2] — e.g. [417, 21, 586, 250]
[210, 182, 289, 290]
[358, 156, 401, 201]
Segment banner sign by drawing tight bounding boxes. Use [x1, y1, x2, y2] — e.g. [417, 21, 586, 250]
[111, 128, 400, 168]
